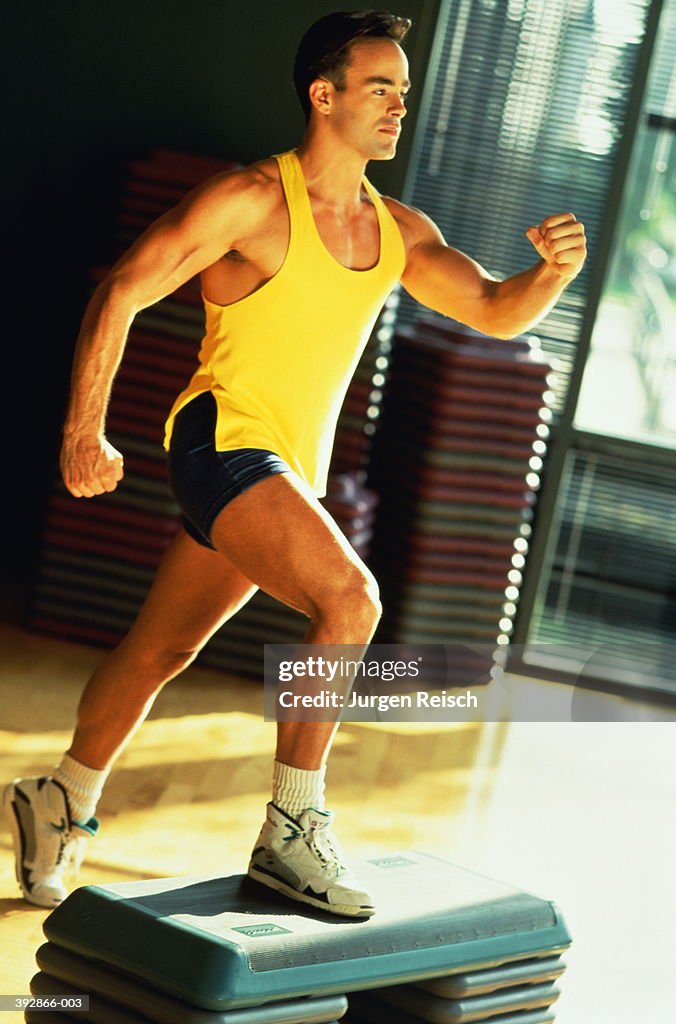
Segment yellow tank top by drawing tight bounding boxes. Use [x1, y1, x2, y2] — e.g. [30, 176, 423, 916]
[163, 149, 406, 496]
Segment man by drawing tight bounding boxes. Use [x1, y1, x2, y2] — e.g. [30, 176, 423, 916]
[4, 10, 586, 918]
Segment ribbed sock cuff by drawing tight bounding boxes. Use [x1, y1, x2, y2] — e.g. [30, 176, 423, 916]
[52, 753, 109, 824]
[272, 760, 326, 820]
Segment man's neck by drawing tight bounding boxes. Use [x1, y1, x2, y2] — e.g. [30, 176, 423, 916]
[295, 132, 369, 208]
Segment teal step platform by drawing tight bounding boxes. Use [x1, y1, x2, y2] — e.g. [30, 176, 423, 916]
[25, 1015, 80, 1024]
[32, 945, 348, 1024]
[42, 852, 570, 1013]
[348, 1004, 556, 1024]
[31, 944, 564, 1024]
[348, 979, 560, 1022]
[416, 956, 566, 998]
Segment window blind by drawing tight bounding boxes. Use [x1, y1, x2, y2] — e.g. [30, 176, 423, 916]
[522, 0, 676, 696]
[400, 0, 654, 412]
[529, 448, 676, 694]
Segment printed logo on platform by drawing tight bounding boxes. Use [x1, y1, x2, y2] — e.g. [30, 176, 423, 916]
[232, 923, 292, 937]
[370, 856, 416, 869]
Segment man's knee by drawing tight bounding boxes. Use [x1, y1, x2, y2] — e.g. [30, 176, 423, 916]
[317, 567, 382, 631]
[122, 633, 201, 683]
[360, 573, 383, 626]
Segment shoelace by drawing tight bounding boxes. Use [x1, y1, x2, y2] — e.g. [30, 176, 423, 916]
[283, 819, 346, 876]
[43, 821, 84, 871]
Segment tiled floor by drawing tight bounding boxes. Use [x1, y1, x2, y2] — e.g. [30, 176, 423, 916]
[1, 623, 675, 1023]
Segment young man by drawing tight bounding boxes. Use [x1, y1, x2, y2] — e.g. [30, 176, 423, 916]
[4, 11, 586, 917]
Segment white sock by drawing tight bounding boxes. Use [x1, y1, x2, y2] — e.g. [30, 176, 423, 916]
[52, 753, 109, 824]
[272, 760, 326, 819]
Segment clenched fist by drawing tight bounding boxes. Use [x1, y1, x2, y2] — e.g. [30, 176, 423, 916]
[60, 433, 124, 498]
[526, 213, 587, 280]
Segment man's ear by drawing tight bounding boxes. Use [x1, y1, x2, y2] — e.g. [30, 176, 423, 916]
[308, 78, 333, 117]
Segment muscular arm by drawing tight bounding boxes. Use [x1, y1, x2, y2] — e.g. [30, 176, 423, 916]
[398, 206, 587, 340]
[61, 167, 272, 497]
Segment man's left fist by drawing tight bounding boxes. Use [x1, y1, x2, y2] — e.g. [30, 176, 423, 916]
[526, 213, 587, 280]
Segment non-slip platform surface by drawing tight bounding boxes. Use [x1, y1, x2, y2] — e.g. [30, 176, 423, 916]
[44, 852, 570, 1010]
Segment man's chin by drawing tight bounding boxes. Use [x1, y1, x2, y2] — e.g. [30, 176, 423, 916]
[369, 141, 399, 161]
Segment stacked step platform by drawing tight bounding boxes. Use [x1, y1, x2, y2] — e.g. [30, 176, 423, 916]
[369, 317, 556, 648]
[27, 852, 570, 1024]
[27, 149, 391, 677]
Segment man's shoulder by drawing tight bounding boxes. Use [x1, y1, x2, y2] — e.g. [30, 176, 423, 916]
[173, 154, 289, 244]
[380, 195, 440, 250]
[238, 155, 283, 190]
[196, 156, 283, 211]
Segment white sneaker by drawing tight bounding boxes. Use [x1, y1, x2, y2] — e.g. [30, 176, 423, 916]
[248, 802, 375, 918]
[3, 776, 99, 908]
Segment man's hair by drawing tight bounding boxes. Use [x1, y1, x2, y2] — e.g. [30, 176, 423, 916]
[293, 10, 412, 121]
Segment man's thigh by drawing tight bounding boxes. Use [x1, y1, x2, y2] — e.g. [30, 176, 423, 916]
[209, 471, 376, 617]
[128, 527, 259, 654]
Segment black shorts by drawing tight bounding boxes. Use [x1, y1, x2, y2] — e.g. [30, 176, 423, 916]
[167, 391, 291, 550]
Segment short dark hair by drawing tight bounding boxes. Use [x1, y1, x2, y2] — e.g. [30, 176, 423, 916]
[294, 10, 412, 121]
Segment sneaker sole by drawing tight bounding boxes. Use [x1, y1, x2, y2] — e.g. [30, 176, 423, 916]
[2, 782, 63, 909]
[3, 783, 30, 901]
[247, 863, 375, 919]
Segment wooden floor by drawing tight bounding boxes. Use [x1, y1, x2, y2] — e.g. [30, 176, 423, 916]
[1, 621, 675, 1023]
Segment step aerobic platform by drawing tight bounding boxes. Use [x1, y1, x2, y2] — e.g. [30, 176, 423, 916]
[348, 979, 561, 1022]
[41, 852, 570, 1015]
[30, 945, 567, 1024]
[29, 958, 347, 1024]
[348, 1001, 556, 1024]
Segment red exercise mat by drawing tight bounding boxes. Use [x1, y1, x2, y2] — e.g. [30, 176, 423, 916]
[387, 393, 549, 428]
[28, 615, 124, 648]
[385, 368, 548, 410]
[404, 534, 517, 558]
[42, 526, 173, 568]
[391, 337, 554, 382]
[393, 327, 552, 376]
[125, 150, 240, 188]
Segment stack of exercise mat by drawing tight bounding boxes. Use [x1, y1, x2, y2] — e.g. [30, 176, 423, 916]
[27, 148, 390, 676]
[26, 851, 570, 1024]
[368, 317, 556, 647]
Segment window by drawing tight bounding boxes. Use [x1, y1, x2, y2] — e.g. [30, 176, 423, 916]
[525, 0, 676, 696]
[397, 0, 674, 697]
[400, 0, 655, 415]
[575, 3, 676, 447]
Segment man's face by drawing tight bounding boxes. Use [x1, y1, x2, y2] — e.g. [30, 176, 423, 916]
[324, 38, 410, 160]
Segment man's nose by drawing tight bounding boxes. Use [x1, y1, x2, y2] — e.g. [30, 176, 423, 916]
[389, 97, 407, 118]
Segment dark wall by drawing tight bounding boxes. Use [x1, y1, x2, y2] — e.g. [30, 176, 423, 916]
[2, 0, 440, 596]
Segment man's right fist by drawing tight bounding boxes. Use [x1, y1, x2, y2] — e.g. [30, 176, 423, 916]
[60, 434, 125, 498]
